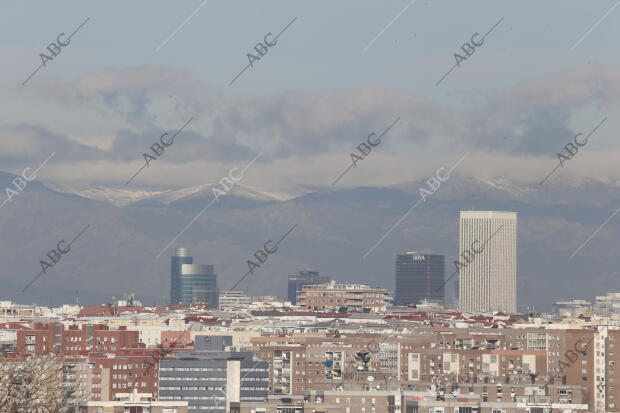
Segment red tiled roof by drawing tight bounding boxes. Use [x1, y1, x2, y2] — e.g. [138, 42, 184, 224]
[0, 323, 29, 330]
[77, 306, 150, 318]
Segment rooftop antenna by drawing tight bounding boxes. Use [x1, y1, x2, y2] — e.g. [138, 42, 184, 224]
[75, 290, 80, 306]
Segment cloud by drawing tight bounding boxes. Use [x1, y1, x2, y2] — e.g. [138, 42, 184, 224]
[8, 64, 620, 192]
[456, 64, 620, 154]
[210, 86, 438, 159]
[33, 65, 218, 125]
[108, 127, 255, 164]
[0, 125, 106, 169]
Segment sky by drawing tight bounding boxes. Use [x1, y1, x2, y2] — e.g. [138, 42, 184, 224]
[1, 0, 620, 195]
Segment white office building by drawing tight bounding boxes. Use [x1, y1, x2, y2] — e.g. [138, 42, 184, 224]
[219, 290, 251, 310]
[458, 211, 517, 313]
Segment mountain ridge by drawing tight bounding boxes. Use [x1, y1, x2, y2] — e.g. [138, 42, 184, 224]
[0, 170, 618, 311]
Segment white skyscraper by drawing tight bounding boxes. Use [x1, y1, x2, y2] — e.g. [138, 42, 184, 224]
[458, 211, 517, 313]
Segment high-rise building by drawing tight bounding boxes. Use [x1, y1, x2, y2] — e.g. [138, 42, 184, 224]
[458, 211, 517, 313]
[170, 247, 192, 304]
[287, 270, 330, 304]
[395, 252, 445, 306]
[170, 248, 218, 308]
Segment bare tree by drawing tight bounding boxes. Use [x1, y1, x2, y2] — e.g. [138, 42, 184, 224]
[0, 355, 86, 413]
[0, 362, 21, 412]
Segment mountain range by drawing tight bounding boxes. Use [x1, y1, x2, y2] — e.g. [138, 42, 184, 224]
[1, 170, 619, 312]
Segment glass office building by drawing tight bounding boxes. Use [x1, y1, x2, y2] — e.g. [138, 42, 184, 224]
[170, 247, 192, 304]
[395, 252, 445, 306]
[179, 264, 218, 307]
[170, 248, 219, 308]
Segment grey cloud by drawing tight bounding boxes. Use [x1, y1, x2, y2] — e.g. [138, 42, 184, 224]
[109, 127, 255, 164]
[210, 86, 439, 158]
[0, 125, 106, 168]
[24, 64, 620, 167]
[33, 65, 218, 124]
[457, 65, 620, 154]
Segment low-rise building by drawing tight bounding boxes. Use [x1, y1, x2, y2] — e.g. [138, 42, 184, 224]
[79, 389, 188, 413]
[219, 291, 251, 310]
[298, 281, 390, 313]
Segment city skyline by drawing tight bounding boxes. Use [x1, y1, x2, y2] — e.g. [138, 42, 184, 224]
[1, 1, 620, 410]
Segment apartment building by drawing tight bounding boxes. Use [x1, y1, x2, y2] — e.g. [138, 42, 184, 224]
[91, 352, 163, 401]
[16, 323, 140, 355]
[232, 388, 589, 413]
[232, 391, 400, 413]
[607, 329, 620, 412]
[244, 325, 613, 411]
[298, 281, 390, 313]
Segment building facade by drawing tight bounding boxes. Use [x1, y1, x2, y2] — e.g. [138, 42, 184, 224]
[459, 211, 517, 313]
[159, 336, 268, 413]
[17, 323, 140, 356]
[170, 247, 193, 304]
[395, 252, 445, 306]
[178, 264, 218, 307]
[219, 291, 251, 310]
[170, 248, 218, 307]
[80, 389, 188, 413]
[298, 281, 390, 313]
[287, 270, 330, 304]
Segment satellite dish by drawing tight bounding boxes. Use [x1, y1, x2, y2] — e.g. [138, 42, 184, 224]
[367, 376, 375, 382]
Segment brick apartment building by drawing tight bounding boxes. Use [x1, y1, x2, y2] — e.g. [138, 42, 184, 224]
[13, 323, 196, 402]
[243, 325, 611, 411]
[16, 323, 140, 355]
[606, 328, 620, 412]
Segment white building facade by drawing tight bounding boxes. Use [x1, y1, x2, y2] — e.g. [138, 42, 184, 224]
[458, 211, 517, 313]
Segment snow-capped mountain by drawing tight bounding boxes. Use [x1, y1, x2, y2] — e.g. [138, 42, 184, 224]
[43, 181, 293, 207]
[3, 171, 620, 311]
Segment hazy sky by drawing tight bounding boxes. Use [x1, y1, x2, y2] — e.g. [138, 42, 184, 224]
[2, 0, 620, 195]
